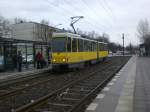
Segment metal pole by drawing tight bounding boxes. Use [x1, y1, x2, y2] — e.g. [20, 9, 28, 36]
[122, 33, 124, 56]
[70, 16, 84, 34]
[103, 33, 105, 42]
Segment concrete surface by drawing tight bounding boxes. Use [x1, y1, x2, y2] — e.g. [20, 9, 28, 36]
[133, 57, 150, 112]
[85, 56, 137, 112]
[0, 65, 51, 82]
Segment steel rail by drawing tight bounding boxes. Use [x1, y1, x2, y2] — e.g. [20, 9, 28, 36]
[15, 62, 119, 112]
[69, 63, 125, 112]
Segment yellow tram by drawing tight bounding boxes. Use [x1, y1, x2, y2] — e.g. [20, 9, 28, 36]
[51, 32, 108, 69]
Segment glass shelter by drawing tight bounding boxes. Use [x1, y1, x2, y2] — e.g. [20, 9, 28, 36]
[0, 38, 50, 71]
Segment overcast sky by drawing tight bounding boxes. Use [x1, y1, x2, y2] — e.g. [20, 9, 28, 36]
[0, 0, 150, 45]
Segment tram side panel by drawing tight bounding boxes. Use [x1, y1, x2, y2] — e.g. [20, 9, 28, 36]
[51, 32, 108, 69]
[51, 51, 97, 68]
[98, 43, 108, 59]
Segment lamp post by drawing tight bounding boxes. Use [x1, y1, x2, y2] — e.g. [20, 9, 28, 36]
[122, 33, 124, 56]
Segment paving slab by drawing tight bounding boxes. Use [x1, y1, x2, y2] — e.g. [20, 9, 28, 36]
[0, 65, 51, 82]
[134, 57, 150, 112]
[85, 56, 137, 112]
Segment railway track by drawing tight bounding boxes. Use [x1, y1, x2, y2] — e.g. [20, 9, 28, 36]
[0, 69, 51, 88]
[0, 56, 130, 112]
[14, 57, 129, 112]
[0, 58, 114, 101]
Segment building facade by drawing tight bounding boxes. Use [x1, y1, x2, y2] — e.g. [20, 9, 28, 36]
[11, 22, 56, 42]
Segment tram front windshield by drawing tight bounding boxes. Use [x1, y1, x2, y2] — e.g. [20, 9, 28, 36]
[52, 37, 66, 52]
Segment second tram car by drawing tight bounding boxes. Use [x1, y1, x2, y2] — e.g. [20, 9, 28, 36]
[51, 32, 108, 69]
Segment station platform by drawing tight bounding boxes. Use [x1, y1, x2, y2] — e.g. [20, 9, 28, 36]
[85, 56, 150, 112]
[0, 65, 51, 82]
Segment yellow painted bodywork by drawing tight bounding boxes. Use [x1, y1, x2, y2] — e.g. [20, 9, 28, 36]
[99, 51, 109, 58]
[51, 51, 108, 64]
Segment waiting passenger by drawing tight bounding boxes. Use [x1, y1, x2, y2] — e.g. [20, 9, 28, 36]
[12, 54, 17, 69]
[17, 51, 22, 72]
[36, 52, 43, 69]
[40, 53, 44, 69]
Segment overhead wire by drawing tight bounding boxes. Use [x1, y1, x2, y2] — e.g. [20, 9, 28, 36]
[81, 0, 113, 26]
[80, 0, 109, 29]
[45, 0, 112, 33]
[52, 0, 108, 31]
[97, 0, 116, 22]
[80, 0, 113, 30]
[63, 0, 110, 31]
[102, 0, 115, 17]
[45, 0, 72, 25]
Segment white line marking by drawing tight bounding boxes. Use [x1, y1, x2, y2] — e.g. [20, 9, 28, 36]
[112, 78, 117, 81]
[103, 87, 110, 91]
[86, 103, 98, 111]
[115, 76, 120, 78]
[108, 82, 114, 86]
[96, 94, 105, 99]
[116, 73, 121, 76]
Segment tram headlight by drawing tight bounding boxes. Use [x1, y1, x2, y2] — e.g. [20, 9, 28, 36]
[62, 58, 66, 62]
[53, 59, 56, 62]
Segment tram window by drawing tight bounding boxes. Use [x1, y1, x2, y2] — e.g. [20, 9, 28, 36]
[78, 39, 84, 52]
[72, 38, 77, 52]
[67, 37, 71, 52]
[91, 42, 93, 51]
[95, 42, 98, 51]
[89, 41, 92, 51]
[93, 42, 96, 51]
[84, 40, 88, 51]
[92, 42, 96, 51]
[86, 41, 90, 51]
[52, 37, 66, 52]
[103, 44, 106, 50]
[96, 43, 99, 51]
[100, 43, 105, 51]
[98, 43, 100, 51]
[106, 44, 108, 50]
[104, 44, 108, 50]
[87, 41, 90, 51]
[99, 43, 102, 51]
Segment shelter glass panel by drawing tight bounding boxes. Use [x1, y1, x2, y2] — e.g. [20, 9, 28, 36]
[0, 45, 4, 66]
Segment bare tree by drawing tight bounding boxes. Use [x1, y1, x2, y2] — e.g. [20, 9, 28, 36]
[75, 28, 110, 43]
[14, 17, 26, 24]
[108, 42, 122, 53]
[40, 19, 49, 25]
[37, 19, 55, 42]
[0, 16, 11, 38]
[137, 19, 150, 42]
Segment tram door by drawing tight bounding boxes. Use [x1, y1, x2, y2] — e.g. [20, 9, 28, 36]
[4, 44, 17, 70]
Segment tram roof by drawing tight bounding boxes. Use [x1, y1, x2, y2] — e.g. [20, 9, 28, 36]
[53, 32, 107, 44]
